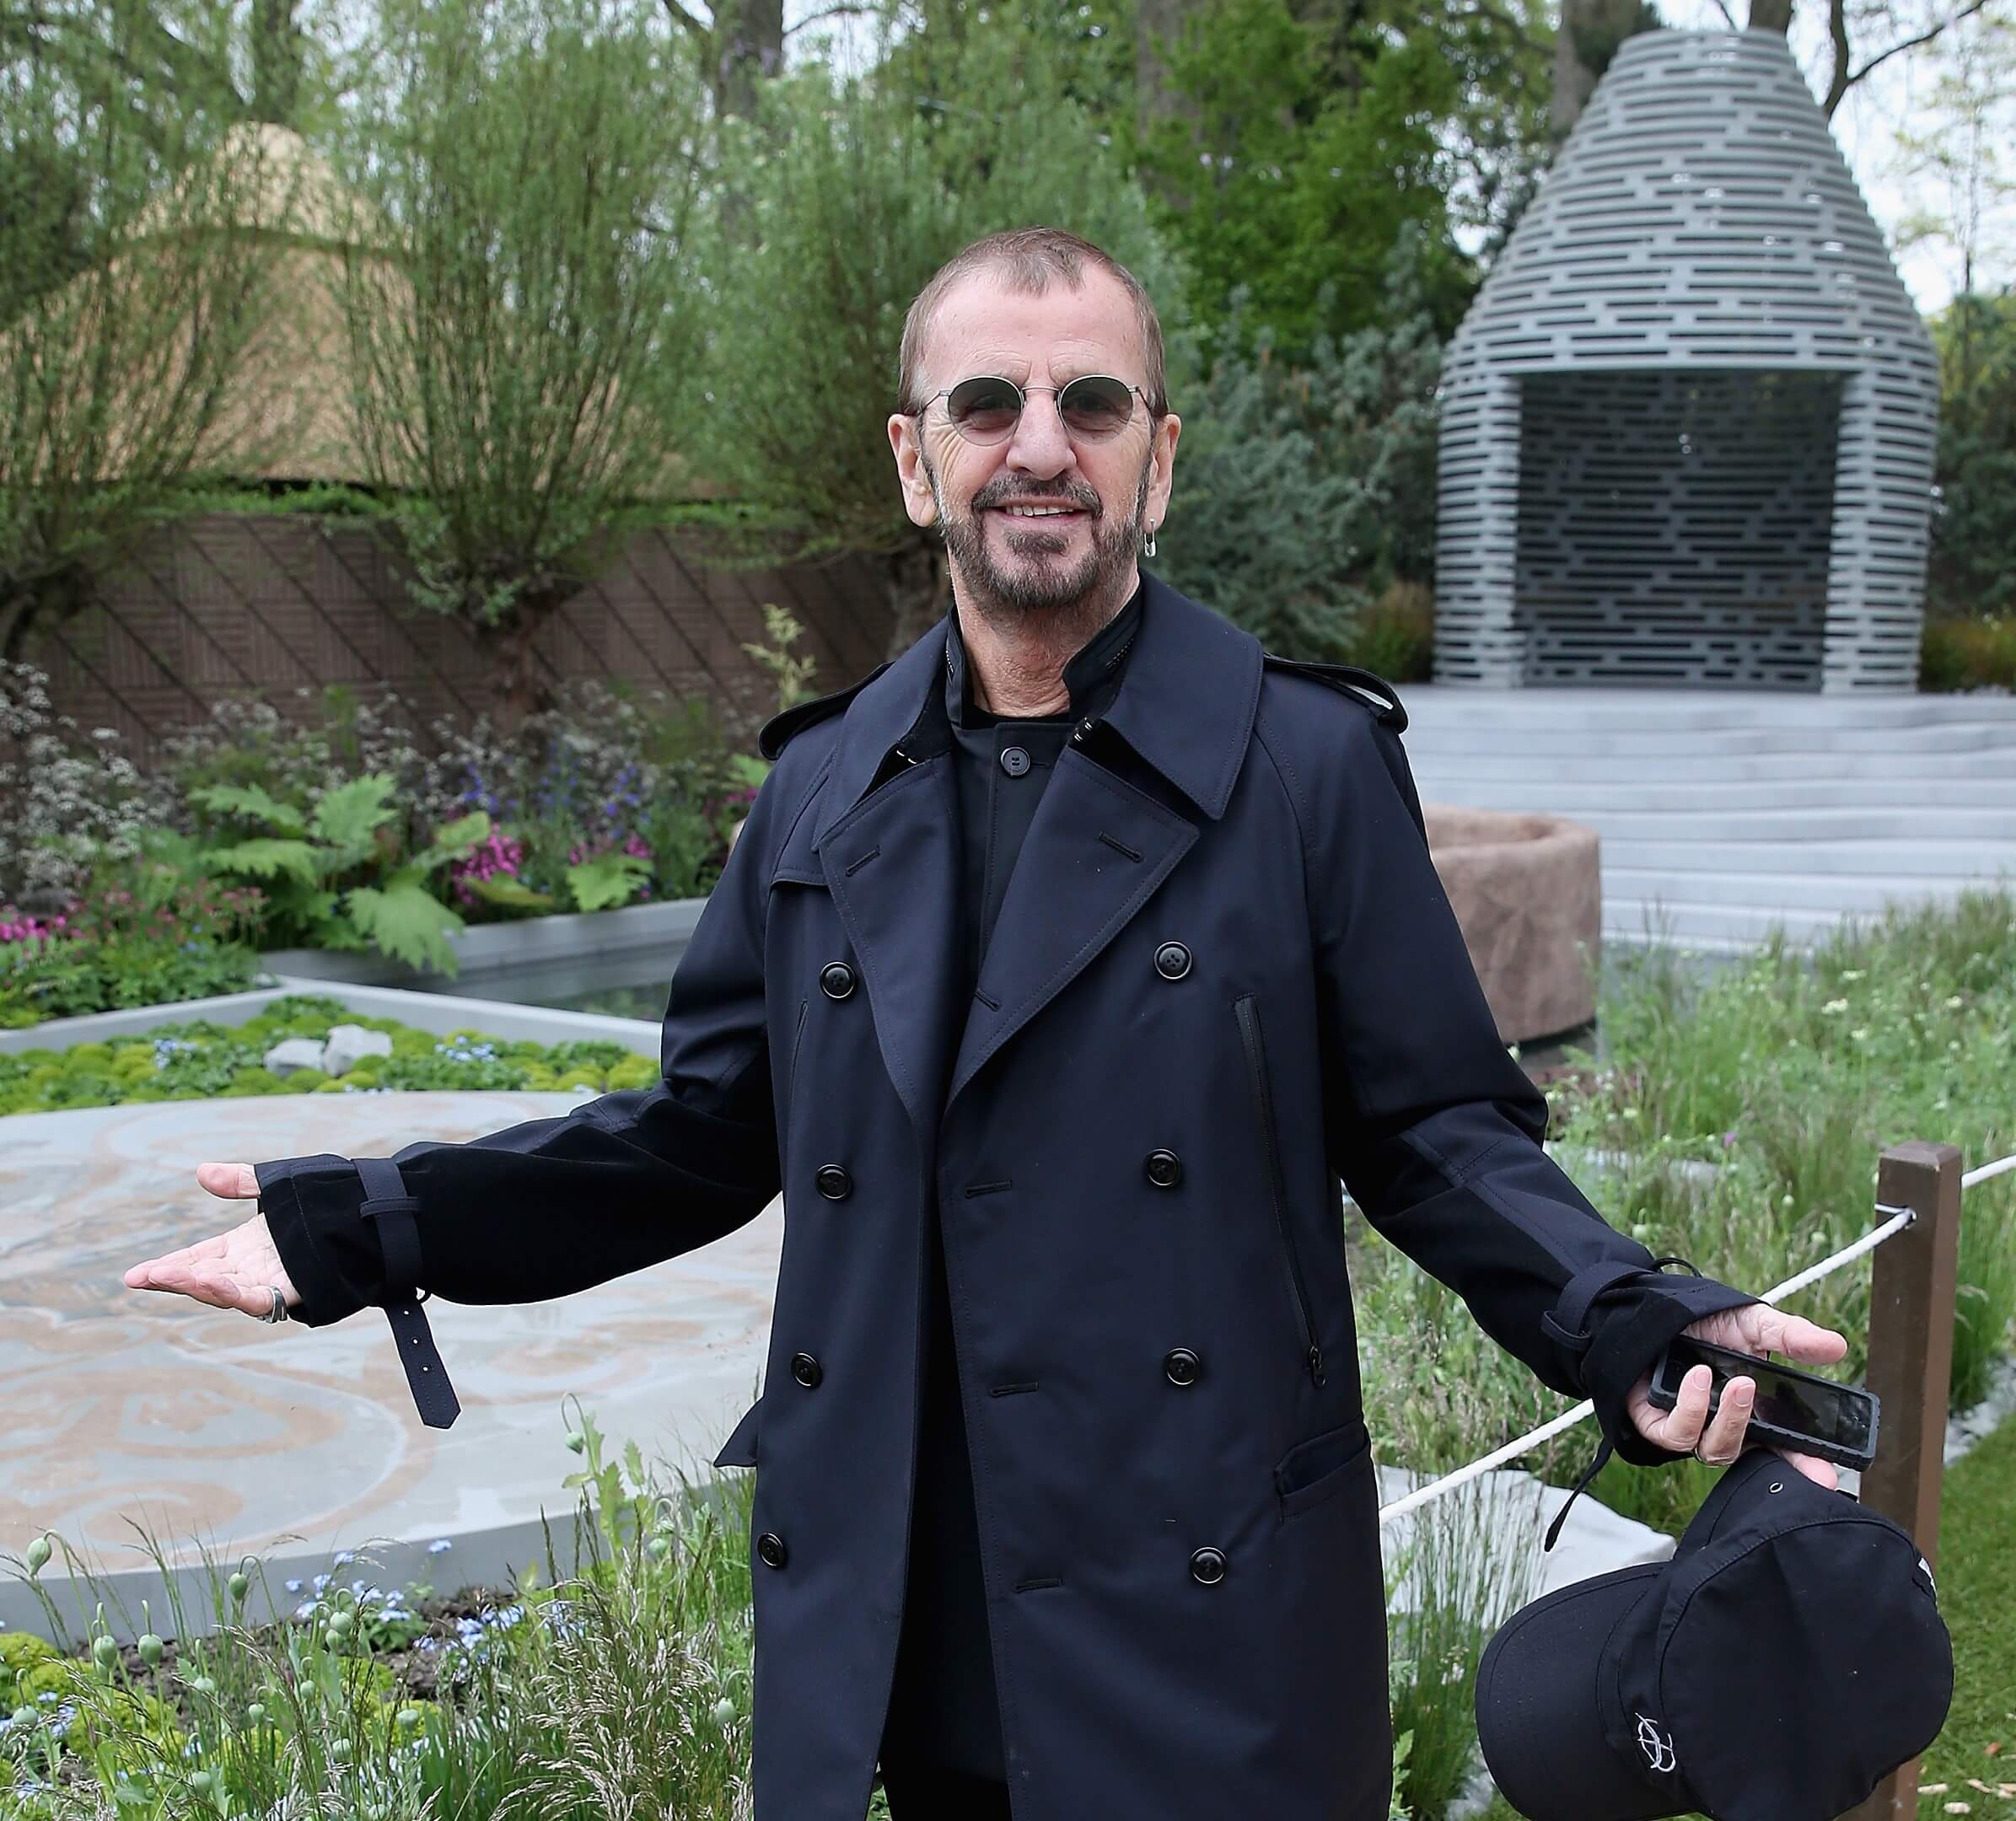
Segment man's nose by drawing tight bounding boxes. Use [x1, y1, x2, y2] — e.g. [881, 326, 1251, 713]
[1003, 389, 1078, 479]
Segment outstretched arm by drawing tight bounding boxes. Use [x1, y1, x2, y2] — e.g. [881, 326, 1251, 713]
[126, 756, 793, 1329]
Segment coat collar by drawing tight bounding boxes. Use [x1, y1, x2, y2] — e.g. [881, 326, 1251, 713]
[813, 568, 1262, 849]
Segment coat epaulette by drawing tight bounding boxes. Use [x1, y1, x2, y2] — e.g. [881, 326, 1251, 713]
[758, 662, 892, 760]
[1260, 656, 1409, 735]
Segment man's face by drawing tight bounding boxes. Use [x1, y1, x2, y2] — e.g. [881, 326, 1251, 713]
[888, 266, 1180, 625]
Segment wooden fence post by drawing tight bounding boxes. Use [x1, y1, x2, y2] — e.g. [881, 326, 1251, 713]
[1843, 1139, 1963, 1821]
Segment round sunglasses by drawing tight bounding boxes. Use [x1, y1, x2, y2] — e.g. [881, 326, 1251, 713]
[917, 373, 1152, 445]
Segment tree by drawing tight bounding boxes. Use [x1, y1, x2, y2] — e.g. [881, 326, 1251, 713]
[0, 0, 332, 134]
[1552, 0, 1658, 138]
[690, 22, 1176, 655]
[1739, 0, 1995, 119]
[330, 0, 710, 731]
[1924, 292, 2016, 616]
[1151, 231, 1445, 658]
[0, 43, 288, 662]
[1134, 0, 1550, 359]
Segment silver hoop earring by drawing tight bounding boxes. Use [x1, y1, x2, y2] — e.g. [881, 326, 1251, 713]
[1142, 524, 1158, 559]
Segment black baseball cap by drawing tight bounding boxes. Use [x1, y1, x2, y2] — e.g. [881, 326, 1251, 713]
[1475, 1446, 1953, 1821]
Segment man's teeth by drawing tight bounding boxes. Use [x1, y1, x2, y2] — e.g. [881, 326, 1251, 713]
[1003, 505, 1077, 517]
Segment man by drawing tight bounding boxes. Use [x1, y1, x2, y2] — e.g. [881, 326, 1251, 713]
[128, 227, 1848, 1821]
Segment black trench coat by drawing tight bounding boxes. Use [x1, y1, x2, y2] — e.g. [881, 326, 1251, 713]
[255, 572, 1758, 1821]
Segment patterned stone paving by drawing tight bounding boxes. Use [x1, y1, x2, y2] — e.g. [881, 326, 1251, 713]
[0, 1092, 779, 1575]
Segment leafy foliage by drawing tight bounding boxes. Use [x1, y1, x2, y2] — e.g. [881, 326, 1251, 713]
[1153, 238, 1443, 659]
[329, 0, 709, 723]
[688, 30, 1175, 633]
[0, 41, 291, 663]
[1926, 290, 2016, 622]
[187, 776, 487, 975]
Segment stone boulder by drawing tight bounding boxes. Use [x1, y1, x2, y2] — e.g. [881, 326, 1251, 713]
[1423, 805, 1600, 1045]
[324, 1023, 395, 1077]
[262, 1037, 327, 1077]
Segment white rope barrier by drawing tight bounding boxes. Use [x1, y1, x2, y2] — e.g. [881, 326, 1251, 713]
[1377, 1148, 2015, 1527]
[1964, 1152, 2016, 1190]
[1377, 1204, 1918, 1528]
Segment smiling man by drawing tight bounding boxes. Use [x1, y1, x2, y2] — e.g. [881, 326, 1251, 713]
[130, 227, 1847, 1821]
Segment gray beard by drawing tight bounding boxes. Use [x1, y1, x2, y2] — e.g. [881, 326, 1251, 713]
[923, 446, 1152, 639]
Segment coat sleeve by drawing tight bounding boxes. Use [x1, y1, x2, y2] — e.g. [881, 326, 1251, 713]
[1283, 700, 1759, 1468]
[253, 771, 788, 1329]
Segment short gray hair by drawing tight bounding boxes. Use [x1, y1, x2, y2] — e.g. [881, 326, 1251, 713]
[896, 227, 1169, 421]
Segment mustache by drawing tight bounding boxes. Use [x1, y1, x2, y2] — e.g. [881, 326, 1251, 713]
[973, 483, 1101, 514]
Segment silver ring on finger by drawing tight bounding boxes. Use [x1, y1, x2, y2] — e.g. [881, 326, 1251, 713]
[261, 1286, 288, 1324]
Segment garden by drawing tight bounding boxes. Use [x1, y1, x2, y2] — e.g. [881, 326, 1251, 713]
[6, 885, 2013, 1819]
[6, 0, 2014, 1813]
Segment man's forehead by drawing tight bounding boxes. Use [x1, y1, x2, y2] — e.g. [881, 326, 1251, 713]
[923, 265, 1144, 383]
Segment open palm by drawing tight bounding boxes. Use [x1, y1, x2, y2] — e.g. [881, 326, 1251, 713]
[123, 1161, 299, 1318]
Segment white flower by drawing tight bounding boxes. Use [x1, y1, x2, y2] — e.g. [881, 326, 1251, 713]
[1820, 998, 1849, 1015]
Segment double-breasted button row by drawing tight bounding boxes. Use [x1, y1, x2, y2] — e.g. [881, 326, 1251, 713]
[1145, 1149, 1183, 1189]
[815, 1163, 852, 1201]
[791, 1351, 822, 1389]
[758, 1532, 788, 1569]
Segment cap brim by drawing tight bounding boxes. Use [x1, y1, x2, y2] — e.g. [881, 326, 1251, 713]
[1475, 1564, 1681, 1821]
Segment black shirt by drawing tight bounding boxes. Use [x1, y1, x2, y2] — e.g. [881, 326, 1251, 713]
[877, 582, 1145, 1781]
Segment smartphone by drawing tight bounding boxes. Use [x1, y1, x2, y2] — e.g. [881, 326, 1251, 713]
[1647, 1334, 1879, 1473]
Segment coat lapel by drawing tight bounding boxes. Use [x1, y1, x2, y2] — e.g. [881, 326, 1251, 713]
[946, 575, 1265, 1112]
[809, 576, 1266, 1135]
[813, 621, 965, 1139]
[945, 749, 1196, 1109]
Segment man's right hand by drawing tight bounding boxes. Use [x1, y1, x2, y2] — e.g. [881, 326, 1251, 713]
[123, 1162, 301, 1318]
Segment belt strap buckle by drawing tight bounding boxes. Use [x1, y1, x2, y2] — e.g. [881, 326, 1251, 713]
[354, 1158, 460, 1429]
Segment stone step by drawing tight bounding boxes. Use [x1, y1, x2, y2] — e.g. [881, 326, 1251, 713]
[1603, 867, 1970, 912]
[1599, 837, 2014, 878]
[1397, 687, 2016, 733]
[1430, 804, 2016, 842]
[1409, 748, 2016, 783]
[1404, 723, 2016, 759]
[1413, 776, 2016, 813]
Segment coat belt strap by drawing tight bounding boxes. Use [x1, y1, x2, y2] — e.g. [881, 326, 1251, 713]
[356, 1156, 460, 1429]
[1539, 1257, 1652, 1361]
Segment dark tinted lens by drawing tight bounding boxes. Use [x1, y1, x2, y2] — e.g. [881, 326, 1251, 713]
[945, 377, 1023, 441]
[1059, 375, 1136, 437]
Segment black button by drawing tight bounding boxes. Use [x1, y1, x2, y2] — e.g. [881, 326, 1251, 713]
[791, 1351, 823, 1389]
[815, 1164, 852, 1201]
[1145, 1149, 1183, 1190]
[1153, 941, 1191, 981]
[1000, 745, 1031, 777]
[1189, 1546, 1227, 1586]
[757, 1532, 788, 1569]
[820, 960, 856, 1000]
[1164, 1348, 1201, 1387]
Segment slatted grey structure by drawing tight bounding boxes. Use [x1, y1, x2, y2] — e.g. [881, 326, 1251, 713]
[1434, 29, 1939, 690]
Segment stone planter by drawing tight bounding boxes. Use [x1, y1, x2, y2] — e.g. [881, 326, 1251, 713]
[1425, 804, 1601, 1045]
[0, 978, 661, 1059]
[259, 894, 707, 994]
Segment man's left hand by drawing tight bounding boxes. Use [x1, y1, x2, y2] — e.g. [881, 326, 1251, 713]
[1626, 1303, 1851, 1488]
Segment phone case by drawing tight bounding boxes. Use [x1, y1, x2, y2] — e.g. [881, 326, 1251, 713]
[1646, 1336, 1880, 1472]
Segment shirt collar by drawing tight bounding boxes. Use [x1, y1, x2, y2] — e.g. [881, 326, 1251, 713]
[813, 568, 1263, 848]
[943, 579, 1145, 730]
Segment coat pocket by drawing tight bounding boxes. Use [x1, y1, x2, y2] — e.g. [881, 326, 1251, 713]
[1273, 1414, 1371, 1523]
[1234, 993, 1325, 1388]
[713, 1393, 763, 1469]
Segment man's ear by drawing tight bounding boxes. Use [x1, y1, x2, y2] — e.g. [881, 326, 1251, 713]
[1146, 412, 1180, 531]
[888, 412, 939, 529]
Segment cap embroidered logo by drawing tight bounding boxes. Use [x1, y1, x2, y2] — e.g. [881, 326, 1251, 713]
[1636, 1715, 1678, 1775]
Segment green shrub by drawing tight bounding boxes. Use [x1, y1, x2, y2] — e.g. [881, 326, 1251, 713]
[1920, 610, 2016, 692]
